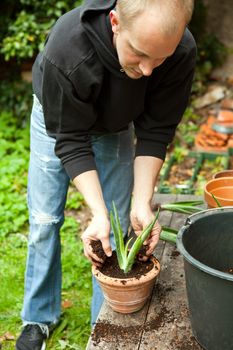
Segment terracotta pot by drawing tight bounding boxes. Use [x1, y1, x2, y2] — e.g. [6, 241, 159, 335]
[204, 177, 233, 208]
[213, 170, 233, 179]
[92, 256, 160, 314]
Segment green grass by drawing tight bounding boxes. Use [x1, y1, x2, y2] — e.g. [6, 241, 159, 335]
[49, 217, 92, 350]
[0, 111, 92, 349]
[0, 112, 30, 236]
[0, 217, 92, 350]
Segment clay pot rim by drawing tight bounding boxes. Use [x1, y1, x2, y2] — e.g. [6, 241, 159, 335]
[213, 170, 233, 179]
[204, 177, 233, 206]
[205, 176, 233, 190]
[92, 256, 160, 286]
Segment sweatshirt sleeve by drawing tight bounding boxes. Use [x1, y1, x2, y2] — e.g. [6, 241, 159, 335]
[134, 29, 197, 161]
[41, 56, 103, 180]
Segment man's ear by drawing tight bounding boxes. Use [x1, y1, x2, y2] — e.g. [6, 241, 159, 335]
[109, 10, 120, 34]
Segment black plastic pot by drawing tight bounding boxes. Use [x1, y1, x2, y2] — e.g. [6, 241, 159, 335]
[177, 207, 233, 350]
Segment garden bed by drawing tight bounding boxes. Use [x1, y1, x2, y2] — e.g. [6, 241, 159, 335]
[158, 151, 202, 194]
[158, 151, 230, 195]
[194, 152, 229, 193]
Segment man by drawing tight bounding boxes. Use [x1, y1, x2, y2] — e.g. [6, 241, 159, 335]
[16, 0, 196, 349]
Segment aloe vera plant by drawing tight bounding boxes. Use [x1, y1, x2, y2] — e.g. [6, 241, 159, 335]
[157, 200, 204, 244]
[110, 200, 204, 272]
[160, 226, 178, 244]
[110, 202, 160, 273]
[155, 200, 204, 214]
[211, 193, 222, 207]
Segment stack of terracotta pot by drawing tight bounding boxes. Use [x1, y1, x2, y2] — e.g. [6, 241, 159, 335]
[195, 98, 233, 153]
[204, 170, 233, 208]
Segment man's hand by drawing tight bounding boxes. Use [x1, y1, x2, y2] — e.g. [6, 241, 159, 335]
[130, 207, 161, 260]
[81, 213, 112, 267]
[73, 170, 112, 266]
[131, 156, 163, 259]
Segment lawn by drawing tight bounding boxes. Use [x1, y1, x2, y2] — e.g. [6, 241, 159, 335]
[0, 112, 92, 349]
[0, 217, 92, 350]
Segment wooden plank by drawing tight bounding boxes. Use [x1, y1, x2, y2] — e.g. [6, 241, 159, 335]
[139, 195, 204, 350]
[86, 194, 177, 350]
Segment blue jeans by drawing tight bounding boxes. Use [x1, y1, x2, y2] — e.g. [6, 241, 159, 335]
[21, 95, 134, 327]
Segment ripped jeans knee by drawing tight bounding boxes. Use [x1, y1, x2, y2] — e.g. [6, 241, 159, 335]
[28, 210, 64, 246]
[31, 210, 61, 225]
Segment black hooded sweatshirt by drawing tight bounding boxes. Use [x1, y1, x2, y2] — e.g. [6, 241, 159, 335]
[32, 0, 196, 180]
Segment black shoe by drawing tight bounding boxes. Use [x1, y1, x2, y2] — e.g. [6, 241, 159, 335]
[16, 324, 48, 350]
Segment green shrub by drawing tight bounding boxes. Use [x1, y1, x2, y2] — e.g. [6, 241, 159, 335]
[1, 11, 49, 61]
[189, 0, 227, 88]
[0, 79, 32, 124]
[0, 0, 83, 62]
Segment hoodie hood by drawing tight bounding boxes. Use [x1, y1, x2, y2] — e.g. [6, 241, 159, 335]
[80, 0, 128, 78]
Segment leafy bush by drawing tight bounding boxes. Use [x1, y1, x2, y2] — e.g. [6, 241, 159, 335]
[0, 79, 32, 123]
[0, 0, 227, 74]
[0, 0, 83, 61]
[175, 107, 201, 148]
[1, 11, 49, 61]
[189, 0, 227, 88]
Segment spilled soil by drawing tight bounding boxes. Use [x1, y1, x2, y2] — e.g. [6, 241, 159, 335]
[91, 282, 203, 349]
[91, 321, 142, 346]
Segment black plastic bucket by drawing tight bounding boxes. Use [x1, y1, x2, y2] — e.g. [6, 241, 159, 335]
[177, 207, 233, 350]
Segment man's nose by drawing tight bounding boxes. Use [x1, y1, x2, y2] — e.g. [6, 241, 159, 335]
[139, 58, 165, 76]
[138, 62, 153, 76]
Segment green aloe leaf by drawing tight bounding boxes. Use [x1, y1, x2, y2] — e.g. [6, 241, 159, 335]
[161, 200, 203, 214]
[211, 193, 222, 208]
[124, 209, 160, 273]
[110, 202, 160, 273]
[160, 226, 178, 244]
[111, 199, 202, 273]
[110, 209, 124, 270]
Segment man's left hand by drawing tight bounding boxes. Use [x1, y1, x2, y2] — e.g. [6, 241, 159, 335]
[130, 207, 161, 260]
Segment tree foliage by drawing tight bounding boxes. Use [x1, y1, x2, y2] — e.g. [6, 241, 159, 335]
[0, 0, 228, 101]
[0, 0, 82, 61]
[0, 0, 227, 72]
[189, 0, 227, 82]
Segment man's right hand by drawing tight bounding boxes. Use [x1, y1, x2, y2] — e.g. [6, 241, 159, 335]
[81, 213, 112, 267]
[73, 169, 112, 267]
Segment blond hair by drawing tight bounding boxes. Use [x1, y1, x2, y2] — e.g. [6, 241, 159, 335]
[116, 0, 194, 32]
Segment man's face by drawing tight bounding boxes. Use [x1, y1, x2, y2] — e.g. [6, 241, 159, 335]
[110, 10, 185, 79]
